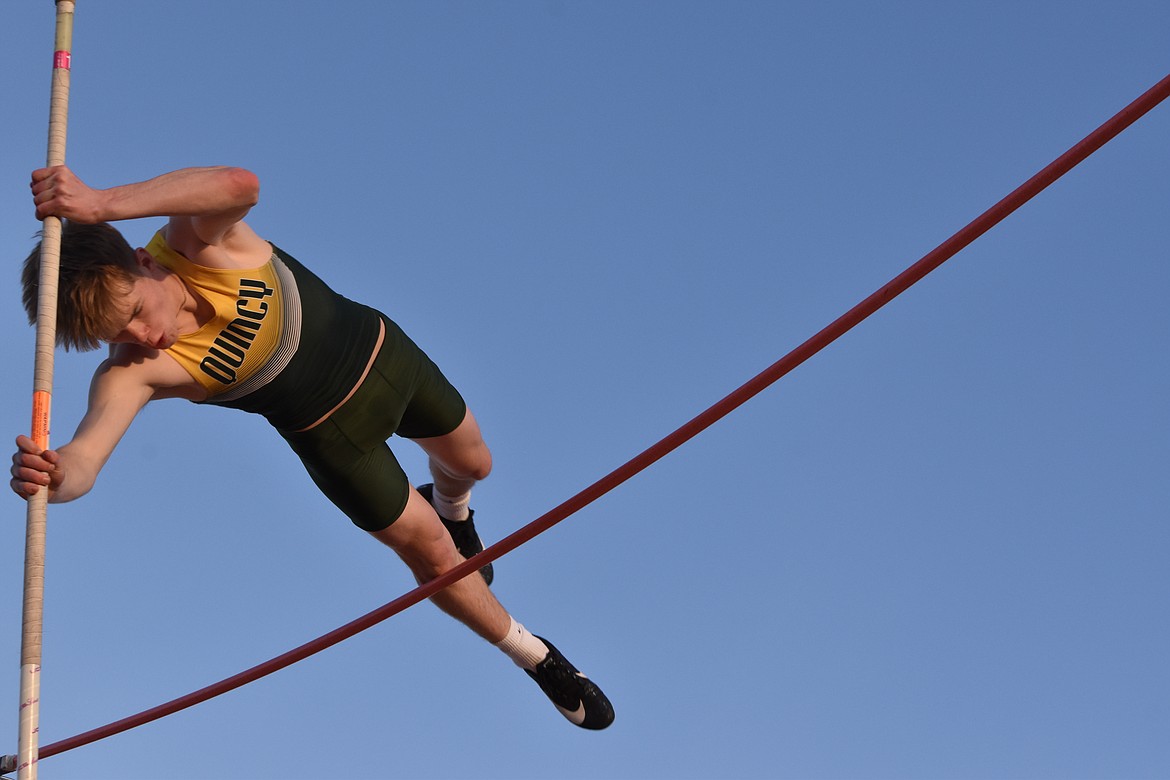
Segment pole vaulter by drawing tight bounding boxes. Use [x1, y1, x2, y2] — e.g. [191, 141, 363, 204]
[1, 14, 1167, 770]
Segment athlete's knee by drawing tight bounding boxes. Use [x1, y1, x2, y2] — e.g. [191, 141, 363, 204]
[432, 444, 492, 482]
[400, 535, 464, 583]
[465, 444, 492, 481]
[372, 499, 463, 580]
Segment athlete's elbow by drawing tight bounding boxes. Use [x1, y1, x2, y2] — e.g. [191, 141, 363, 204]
[222, 167, 260, 209]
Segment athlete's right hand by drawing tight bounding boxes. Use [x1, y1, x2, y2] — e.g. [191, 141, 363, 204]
[10, 436, 63, 500]
[30, 165, 105, 223]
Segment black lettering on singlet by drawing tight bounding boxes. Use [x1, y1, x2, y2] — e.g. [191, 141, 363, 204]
[199, 278, 275, 385]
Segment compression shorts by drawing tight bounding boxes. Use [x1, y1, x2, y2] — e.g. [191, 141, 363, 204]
[277, 316, 467, 532]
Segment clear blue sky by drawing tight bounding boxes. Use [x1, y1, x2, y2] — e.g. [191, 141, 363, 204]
[1, 2, 1167, 778]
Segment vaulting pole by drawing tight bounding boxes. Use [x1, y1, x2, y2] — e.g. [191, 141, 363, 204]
[17, 3, 76, 778]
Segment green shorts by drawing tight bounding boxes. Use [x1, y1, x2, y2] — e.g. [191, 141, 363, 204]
[277, 316, 466, 532]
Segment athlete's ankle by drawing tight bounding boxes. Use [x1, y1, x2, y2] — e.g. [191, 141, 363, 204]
[431, 484, 471, 522]
[494, 617, 549, 670]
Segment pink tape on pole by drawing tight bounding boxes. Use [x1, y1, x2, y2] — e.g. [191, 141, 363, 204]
[53, 51, 70, 70]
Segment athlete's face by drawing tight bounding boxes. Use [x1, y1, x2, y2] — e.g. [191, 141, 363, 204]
[105, 251, 186, 350]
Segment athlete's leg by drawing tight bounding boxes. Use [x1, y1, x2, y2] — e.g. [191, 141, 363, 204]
[369, 485, 615, 729]
[369, 483, 508, 642]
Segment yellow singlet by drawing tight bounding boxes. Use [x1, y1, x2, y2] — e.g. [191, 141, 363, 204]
[145, 231, 295, 399]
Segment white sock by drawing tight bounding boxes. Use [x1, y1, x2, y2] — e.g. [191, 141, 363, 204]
[432, 485, 471, 522]
[494, 617, 550, 670]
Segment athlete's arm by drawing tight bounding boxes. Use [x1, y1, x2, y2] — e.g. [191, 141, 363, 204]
[30, 165, 260, 247]
[10, 346, 199, 504]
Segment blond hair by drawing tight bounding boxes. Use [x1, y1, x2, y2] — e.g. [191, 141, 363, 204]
[21, 221, 139, 351]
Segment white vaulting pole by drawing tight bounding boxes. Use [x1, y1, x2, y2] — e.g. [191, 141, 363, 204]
[18, 2, 75, 778]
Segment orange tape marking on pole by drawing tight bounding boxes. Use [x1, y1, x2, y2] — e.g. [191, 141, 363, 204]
[30, 391, 51, 451]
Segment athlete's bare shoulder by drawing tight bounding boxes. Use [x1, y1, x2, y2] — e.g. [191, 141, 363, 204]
[161, 219, 272, 271]
[104, 343, 208, 402]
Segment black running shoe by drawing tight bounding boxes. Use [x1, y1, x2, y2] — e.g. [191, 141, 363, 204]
[416, 483, 493, 585]
[525, 637, 615, 730]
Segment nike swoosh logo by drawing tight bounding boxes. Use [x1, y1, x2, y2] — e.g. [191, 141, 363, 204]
[556, 701, 587, 725]
[554, 672, 591, 725]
